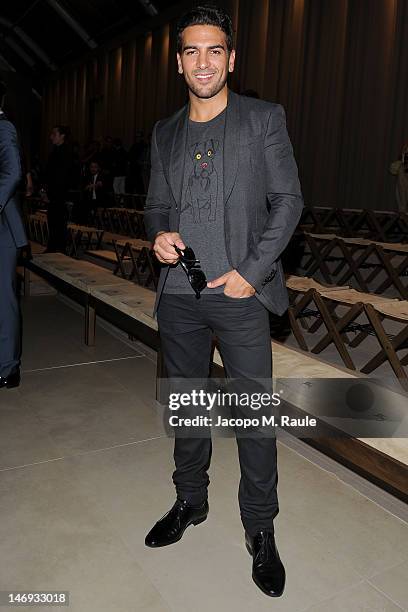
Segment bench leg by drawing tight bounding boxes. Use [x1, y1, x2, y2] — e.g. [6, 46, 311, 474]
[85, 303, 96, 346]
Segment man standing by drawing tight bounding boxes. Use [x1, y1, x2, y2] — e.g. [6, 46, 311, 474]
[80, 160, 108, 224]
[43, 125, 73, 253]
[144, 5, 303, 597]
[0, 81, 28, 389]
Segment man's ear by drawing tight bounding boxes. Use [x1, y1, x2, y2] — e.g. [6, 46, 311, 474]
[228, 49, 236, 73]
[176, 53, 183, 74]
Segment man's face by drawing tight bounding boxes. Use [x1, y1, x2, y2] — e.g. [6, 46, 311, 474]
[90, 163, 99, 175]
[177, 25, 235, 100]
[50, 128, 64, 146]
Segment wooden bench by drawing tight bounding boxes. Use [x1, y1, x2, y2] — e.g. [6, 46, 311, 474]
[84, 249, 123, 266]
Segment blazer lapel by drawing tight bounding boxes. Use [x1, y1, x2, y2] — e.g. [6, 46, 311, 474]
[169, 103, 189, 207]
[224, 89, 240, 204]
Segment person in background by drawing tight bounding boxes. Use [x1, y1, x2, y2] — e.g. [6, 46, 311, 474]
[81, 160, 108, 223]
[390, 143, 408, 212]
[42, 125, 74, 253]
[0, 80, 28, 389]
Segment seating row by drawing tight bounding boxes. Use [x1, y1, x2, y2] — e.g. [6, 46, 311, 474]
[300, 206, 408, 242]
[301, 232, 408, 300]
[287, 275, 408, 389]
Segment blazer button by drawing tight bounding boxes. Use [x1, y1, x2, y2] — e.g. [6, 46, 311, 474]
[262, 270, 276, 285]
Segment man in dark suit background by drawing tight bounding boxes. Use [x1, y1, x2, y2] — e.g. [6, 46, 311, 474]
[79, 160, 109, 224]
[42, 125, 73, 253]
[144, 5, 303, 597]
[0, 81, 28, 389]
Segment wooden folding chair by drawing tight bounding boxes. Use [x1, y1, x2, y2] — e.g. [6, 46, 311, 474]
[66, 226, 81, 257]
[333, 239, 382, 292]
[374, 211, 404, 242]
[286, 276, 399, 371]
[367, 243, 408, 299]
[299, 207, 325, 233]
[302, 233, 339, 282]
[133, 245, 158, 289]
[286, 276, 360, 369]
[127, 210, 142, 238]
[361, 301, 408, 390]
[126, 240, 156, 287]
[111, 239, 138, 281]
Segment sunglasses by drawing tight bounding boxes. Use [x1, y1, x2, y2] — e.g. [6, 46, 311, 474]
[173, 245, 207, 298]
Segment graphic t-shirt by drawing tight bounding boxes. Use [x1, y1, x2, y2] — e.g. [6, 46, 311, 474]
[164, 108, 231, 294]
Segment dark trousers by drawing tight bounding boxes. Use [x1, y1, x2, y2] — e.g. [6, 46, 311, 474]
[0, 245, 20, 377]
[47, 203, 68, 253]
[157, 293, 279, 536]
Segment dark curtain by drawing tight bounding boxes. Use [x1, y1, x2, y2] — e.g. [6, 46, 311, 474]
[41, 0, 408, 210]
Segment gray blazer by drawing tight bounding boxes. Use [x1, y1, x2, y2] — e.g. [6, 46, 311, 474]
[0, 114, 27, 248]
[144, 90, 303, 316]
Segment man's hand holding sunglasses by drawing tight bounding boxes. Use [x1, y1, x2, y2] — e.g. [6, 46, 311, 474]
[207, 270, 256, 298]
[153, 231, 185, 264]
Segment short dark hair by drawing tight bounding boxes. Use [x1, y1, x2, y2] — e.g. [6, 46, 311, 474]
[0, 81, 6, 107]
[53, 125, 70, 139]
[177, 5, 234, 54]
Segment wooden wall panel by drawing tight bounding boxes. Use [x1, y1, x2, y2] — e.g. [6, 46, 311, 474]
[41, 0, 408, 210]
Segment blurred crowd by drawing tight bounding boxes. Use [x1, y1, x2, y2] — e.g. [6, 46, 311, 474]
[26, 129, 151, 203]
[25, 126, 151, 252]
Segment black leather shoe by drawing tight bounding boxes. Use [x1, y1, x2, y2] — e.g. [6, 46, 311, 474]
[0, 369, 20, 389]
[145, 499, 209, 548]
[245, 530, 286, 597]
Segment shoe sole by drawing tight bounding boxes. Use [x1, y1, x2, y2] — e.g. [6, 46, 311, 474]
[145, 514, 208, 548]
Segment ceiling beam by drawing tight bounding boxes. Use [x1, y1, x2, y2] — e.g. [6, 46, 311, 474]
[15, 27, 57, 70]
[0, 52, 17, 72]
[137, 0, 158, 17]
[0, 16, 57, 70]
[45, 0, 98, 49]
[3, 37, 36, 68]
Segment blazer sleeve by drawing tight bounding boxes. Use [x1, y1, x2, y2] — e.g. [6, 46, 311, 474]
[0, 121, 22, 215]
[144, 121, 172, 243]
[236, 105, 304, 293]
